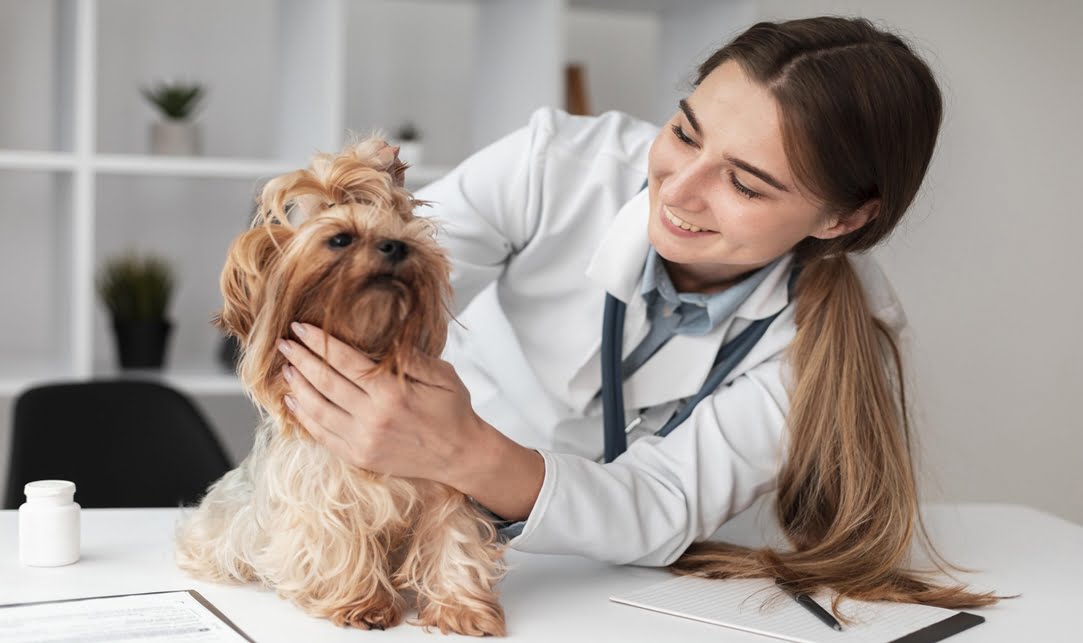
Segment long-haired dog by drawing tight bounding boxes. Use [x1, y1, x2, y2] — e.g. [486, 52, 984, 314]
[174, 139, 507, 636]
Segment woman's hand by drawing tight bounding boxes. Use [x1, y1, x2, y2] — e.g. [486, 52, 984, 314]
[277, 322, 544, 520]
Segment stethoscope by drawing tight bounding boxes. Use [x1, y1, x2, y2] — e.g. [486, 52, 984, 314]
[600, 263, 800, 463]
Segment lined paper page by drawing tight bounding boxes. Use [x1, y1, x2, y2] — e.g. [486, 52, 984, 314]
[611, 576, 959, 643]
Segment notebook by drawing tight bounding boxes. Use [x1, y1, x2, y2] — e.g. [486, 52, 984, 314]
[610, 576, 984, 643]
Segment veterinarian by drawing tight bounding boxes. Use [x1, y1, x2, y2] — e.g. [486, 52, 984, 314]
[278, 17, 996, 607]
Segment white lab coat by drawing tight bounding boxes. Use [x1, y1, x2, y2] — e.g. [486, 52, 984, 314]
[415, 108, 908, 566]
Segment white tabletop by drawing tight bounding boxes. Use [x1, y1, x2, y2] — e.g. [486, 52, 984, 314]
[1, 503, 1080, 642]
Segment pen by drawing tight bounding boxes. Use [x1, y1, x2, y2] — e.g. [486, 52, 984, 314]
[775, 578, 843, 631]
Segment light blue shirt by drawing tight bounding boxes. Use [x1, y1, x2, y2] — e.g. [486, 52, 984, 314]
[621, 248, 781, 378]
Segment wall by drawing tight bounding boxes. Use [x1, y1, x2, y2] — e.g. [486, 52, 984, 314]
[756, 0, 1083, 523]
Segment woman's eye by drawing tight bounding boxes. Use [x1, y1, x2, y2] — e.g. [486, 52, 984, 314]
[328, 233, 354, 248]
[729, 172, 761, 199]
[670, 123, 696, 146]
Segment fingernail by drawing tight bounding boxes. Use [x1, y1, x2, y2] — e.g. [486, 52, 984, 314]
[282, 364, 293, 382]
[277, 339, 292, 355]
[291, 322, 307, 337]
[284, 395, 298, 411]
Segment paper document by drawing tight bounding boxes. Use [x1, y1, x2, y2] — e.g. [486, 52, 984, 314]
[611, 576, 983, 643]
[0, 590, 252, 642]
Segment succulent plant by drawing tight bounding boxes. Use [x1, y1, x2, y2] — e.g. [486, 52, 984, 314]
[141, 81, 205, 120]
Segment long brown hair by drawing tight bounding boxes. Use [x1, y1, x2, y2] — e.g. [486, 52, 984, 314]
[669, 17, 1004, 617]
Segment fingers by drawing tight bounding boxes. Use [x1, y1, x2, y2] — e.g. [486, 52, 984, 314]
[281, 361, 353, 434]
[278, 334, 368, 420]
[283, 385, 352, 456]
[288, 322, 379, 386]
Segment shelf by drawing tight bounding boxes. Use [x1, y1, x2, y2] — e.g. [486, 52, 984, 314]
[93, 154, 299, 179]
[0, 367, 244, 397]
[94, 367, 244, 395]
[0, 361, 74, 397]
[0, 150, 77, 171]
[91, 153, 450, 187]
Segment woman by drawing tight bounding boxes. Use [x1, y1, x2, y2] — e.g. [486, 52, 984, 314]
[277, 16, 998, 608]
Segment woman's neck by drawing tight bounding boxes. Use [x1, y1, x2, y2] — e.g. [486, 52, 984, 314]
[663, 259, 763, 295]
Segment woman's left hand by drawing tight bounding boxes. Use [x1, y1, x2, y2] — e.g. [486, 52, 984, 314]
[277, 321, 485, 485]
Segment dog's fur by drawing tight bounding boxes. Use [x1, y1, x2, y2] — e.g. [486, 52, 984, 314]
[174, 139, 507, 636]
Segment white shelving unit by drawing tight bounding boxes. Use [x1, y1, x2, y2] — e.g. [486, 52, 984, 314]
[0, 0, 756, 398]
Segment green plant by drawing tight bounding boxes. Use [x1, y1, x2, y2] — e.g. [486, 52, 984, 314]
[97, 254, 175, 320]
[140, 81, 205, 120]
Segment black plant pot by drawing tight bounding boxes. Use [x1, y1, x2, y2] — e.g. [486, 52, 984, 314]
[218, 334, 242, 373]
[112, 319, 173, 369]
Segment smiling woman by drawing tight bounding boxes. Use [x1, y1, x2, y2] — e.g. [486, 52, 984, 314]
[278, 15, 1004, 622]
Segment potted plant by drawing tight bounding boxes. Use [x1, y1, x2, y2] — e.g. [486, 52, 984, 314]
[97, 253, 176, 369]
[141, 80, 205, 156]
[390, 121, 423, 167]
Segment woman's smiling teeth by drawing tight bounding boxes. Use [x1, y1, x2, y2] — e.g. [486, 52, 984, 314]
[665, 206, 714, 233]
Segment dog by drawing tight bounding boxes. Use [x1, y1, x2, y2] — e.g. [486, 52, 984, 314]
[174, 138, 507, 636]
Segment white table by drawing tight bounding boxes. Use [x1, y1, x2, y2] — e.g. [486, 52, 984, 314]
[1, 504, 1080, 642]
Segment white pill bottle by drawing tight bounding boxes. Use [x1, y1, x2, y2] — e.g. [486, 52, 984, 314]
[19, 480, 81, 566]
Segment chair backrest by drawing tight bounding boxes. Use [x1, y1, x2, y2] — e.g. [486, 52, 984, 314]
[4, 379, 232, 509]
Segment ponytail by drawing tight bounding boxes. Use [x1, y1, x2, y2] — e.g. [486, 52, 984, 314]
[669, 255, 1002, 621]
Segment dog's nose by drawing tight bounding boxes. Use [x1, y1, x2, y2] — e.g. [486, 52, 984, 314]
[376, 239, 409, 264]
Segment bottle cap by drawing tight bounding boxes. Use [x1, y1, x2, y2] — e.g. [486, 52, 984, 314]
[24, 480, 76, 499]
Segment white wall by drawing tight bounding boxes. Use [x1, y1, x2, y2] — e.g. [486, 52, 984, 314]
[755, 0, 1083, 523]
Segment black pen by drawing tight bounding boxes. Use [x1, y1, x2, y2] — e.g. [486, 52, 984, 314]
[775, 578, 843, 631]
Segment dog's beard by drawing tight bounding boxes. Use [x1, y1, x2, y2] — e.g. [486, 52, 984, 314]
[331, 276, 421, 361]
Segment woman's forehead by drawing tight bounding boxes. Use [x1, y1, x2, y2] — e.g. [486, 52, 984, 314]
[685, 60, 794, 189]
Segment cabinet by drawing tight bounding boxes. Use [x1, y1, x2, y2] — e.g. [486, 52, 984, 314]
[0, 0, 757, 396]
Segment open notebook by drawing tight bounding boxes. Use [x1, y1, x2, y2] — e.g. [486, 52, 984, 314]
[611, 576, 984, 643]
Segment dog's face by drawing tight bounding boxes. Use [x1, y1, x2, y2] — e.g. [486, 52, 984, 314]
[216, 140, 451, 432]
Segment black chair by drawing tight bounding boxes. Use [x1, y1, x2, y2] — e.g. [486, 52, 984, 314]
[4, 379, 233, 509]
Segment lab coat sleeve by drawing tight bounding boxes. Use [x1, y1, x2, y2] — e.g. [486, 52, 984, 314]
[413, 111, 556, 315]
[507, 357, 790, 567]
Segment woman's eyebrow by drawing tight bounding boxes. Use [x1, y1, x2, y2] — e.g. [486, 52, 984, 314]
[678, 99, 702, 134]
[725, 155, 791, 193]
[679, 97, 791, 193]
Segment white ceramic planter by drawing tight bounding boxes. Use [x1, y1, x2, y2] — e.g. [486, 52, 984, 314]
[150, 121, 201, 156]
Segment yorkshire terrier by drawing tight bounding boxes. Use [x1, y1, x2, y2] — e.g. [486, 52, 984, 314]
[174, 139, 507, 636]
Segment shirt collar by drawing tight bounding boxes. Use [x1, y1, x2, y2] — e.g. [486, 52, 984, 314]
[640, 247, 783, 334]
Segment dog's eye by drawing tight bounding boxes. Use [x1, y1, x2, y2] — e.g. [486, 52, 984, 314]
[328, 233, 354, 249]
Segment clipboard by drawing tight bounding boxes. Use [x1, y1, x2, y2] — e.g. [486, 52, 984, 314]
[0, 584, 254, 640]
[610, 576, 985, 643]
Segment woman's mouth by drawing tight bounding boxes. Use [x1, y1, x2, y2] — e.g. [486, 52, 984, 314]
[660, 205, 717, 237]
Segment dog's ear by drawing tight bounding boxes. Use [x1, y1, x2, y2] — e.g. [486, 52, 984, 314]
[215, 224, 294, 342]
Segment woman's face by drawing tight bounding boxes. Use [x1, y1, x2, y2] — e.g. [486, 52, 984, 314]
[647, 60, 851, 291]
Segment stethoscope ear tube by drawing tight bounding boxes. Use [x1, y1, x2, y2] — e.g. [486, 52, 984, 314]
[602, 294, 627, 463]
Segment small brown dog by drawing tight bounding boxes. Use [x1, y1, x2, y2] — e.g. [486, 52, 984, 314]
[174, 139, 507, 636]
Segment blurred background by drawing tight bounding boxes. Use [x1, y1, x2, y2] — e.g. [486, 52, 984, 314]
[0, 0, 1079, 522]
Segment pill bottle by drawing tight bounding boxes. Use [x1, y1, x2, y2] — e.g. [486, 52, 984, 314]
[19, 480, 81, 567]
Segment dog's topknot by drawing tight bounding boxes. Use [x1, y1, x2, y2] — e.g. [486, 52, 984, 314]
[256, 137, 414, 229]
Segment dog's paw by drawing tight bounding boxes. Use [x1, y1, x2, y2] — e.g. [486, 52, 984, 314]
[331, 600, 404, 631]
[415, 600, 507, 637]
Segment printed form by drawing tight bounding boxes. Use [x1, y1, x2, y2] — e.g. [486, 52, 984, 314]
[0, 591, 251, 642]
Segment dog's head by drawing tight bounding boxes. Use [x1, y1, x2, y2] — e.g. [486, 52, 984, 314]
[217, 138, 451, 428]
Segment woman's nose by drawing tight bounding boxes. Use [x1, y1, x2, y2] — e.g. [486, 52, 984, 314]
[659, 161, 708, 212]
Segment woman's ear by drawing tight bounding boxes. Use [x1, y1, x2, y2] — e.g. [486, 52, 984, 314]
[811, 198, 881, 240]
[215, 224, 294, 343]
